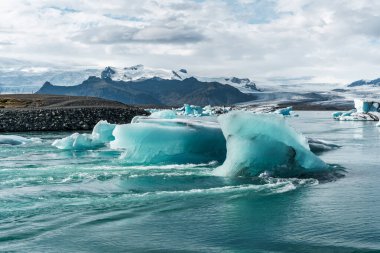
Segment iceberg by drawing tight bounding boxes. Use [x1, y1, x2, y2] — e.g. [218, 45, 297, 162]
[184, 104, 203, 116]
[354, 99, 379, 113]
[213, 112, 328, 177]
[52, 133, 96, 150]
[150, 110, 177, 119]
[333, 99, 380, 121]
[111, 118, 226, 164]
[52, 120, 116, 150]
[53, 112, 330, 178]
[274, 106, 293, 116]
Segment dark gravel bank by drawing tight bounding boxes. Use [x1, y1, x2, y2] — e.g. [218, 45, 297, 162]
[0, 94, 148, 132]
[0, 107, 148, 132]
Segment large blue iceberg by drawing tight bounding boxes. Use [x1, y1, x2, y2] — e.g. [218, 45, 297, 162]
[213, 112, 328, 177]
[111, 117, 226, 164]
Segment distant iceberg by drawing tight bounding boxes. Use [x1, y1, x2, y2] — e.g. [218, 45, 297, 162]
[149, 104, 295, 118]
[274, 106, 297, 116]
[150, 110, 177, 119]
[333, 99, 380, 121]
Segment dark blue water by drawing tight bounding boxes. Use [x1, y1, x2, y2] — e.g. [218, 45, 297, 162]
[0, 111, 379, 252]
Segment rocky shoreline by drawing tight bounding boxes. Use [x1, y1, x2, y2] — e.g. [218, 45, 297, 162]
[0, 94, 148, 132]
[0, 107, 148, 132]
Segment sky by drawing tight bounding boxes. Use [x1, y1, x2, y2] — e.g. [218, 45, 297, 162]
[0, 0, 380, 85]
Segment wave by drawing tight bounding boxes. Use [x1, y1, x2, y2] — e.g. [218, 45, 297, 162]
[0, 135, 41, 146]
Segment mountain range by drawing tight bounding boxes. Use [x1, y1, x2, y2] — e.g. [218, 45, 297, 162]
[0, 61, 258, 94]
[3, 57, 380, 107]
[37, 74, 255, 106]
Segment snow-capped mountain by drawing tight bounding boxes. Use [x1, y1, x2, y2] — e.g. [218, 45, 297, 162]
[0, 60, 258, 94]
[100, 65, 258, 93]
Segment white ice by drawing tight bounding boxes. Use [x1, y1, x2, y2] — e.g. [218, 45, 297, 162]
[333, 99, 380, 121]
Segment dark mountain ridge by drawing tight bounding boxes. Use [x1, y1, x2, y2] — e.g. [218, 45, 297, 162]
[37, 76, 255, 106]
[348, 78, 380, 87]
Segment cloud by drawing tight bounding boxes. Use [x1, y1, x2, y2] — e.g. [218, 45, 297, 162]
[0, 0, 380, 84]
[72, 25, 205, 44]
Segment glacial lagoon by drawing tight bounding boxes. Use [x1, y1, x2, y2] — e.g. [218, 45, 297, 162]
[0, 111, 379, 252]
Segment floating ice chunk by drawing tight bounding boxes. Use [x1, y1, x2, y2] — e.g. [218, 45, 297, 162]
[307, 138, 341, 153]
[332, 111, 343, 119]
[111, 118, 226, 164]
[92, 120, 116, 142]
[52, 121, 116, 150]
[335, 112, 378, 121]
[52, 133, 98, 150]
[184, 104, 203, 116]
[354, 99, 379, 113]
[0, 135, 38, 145]
[150, 110, 177, 119]
[274, 106, 293, 116]
[202, 105, 214, 116]
[213, 112, 328, 177]
[334, 99, 380, 121]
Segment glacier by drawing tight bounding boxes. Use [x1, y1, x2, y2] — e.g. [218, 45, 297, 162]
[52, 120, 115, 150]
[101, 65, 258, 93]
[213, 112, 328, 177]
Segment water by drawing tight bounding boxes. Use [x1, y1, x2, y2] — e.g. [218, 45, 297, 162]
[0, 111, 379, 252]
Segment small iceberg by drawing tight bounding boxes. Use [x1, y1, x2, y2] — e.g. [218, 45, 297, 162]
[274, 106, 298, 117]
[52, 120, 116, 150]
[150, 110, 177, 119]
[333, 99, 380, 121]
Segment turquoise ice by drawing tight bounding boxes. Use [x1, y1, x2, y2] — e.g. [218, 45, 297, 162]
[51, 112, 329, 177]
[52, 120, 116, 150]
[111, 118, 226, 164]
[214, 112, 328, 177]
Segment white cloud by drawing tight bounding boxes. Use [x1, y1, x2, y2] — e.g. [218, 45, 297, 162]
[0, 0, 380, 84]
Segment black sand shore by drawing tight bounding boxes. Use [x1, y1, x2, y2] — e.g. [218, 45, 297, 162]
[0, 94, 148, 132]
